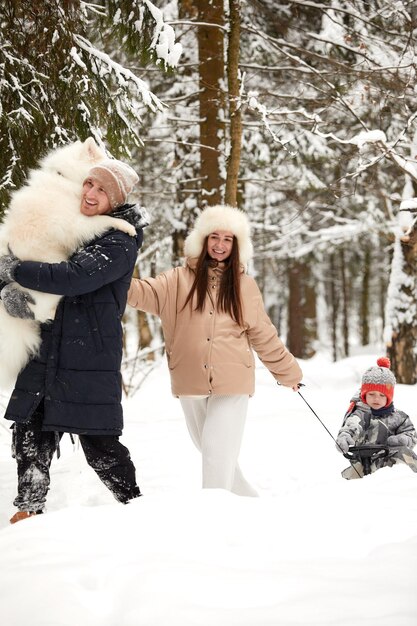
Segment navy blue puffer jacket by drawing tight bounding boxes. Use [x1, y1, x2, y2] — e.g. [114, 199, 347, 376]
[3, 204, 145, 436]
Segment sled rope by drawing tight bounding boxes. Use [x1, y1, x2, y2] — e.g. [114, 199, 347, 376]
[297, 388, 362, 478]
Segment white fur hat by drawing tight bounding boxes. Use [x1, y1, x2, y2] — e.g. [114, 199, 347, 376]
[86, 159, 139, 209]
[184, 204, 253, 264]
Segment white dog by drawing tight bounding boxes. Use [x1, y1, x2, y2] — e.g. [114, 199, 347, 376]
[0, 138, 136, 389]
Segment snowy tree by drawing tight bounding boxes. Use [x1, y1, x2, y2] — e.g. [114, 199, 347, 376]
[385, 143, 417, 384]
[63, 0, 416, 374]
[0, 0, 182, 209]
[230, 0, 417, 360]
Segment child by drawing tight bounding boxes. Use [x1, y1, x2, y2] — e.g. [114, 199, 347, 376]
[336, 357, 417, 479]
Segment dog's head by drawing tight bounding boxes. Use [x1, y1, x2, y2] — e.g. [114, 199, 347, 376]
[38, 138, 107, 185]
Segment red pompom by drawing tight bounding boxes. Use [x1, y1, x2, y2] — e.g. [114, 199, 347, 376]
[377, 356, 391, 369]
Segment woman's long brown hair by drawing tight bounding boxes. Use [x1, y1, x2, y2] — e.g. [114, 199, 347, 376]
[183, 236, 244, 327]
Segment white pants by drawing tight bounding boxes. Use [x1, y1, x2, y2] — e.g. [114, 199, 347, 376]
[180, 394, 258, 497]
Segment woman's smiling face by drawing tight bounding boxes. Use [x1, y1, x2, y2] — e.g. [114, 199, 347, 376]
[207, 231, 234, 262]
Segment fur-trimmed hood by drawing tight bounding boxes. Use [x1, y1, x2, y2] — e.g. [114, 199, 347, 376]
[184, 204, 253, 265]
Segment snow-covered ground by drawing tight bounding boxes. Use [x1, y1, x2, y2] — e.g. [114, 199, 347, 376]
[0, 352, 416, 626]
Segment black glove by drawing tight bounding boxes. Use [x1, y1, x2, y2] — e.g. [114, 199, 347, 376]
[1, 284, 35, 319]
[0, 252, 20, 283]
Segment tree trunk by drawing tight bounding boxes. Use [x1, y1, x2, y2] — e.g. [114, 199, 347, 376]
[195, 0, 224, 205]
[340, 248, 349, 357]
[224, 0, 242, 207]
[361, 248, 370, 346]
[303, 264, 317, 359]
[329, 253, 339, 362]
[379, 274, 386, 335]
[287, 259, 317, 359]
[387, 232, 417, 384]
[288, 261, 303, 357]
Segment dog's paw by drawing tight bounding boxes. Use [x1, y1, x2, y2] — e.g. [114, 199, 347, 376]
[115, 220, 136, 237]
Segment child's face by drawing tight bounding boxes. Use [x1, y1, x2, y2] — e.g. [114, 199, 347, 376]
[365, 391, 388, 409]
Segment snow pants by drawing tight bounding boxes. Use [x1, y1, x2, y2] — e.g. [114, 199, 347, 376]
[342, 445, 417, 479]
[12, 404, 141, 512]
[180, 394, 258, 497]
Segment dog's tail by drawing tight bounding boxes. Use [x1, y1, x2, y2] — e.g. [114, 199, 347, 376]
[0, 305, 41, 391]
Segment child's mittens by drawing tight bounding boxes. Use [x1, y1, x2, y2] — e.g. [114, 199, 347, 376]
[336, 432, 354, 453]
[387, 434, 409, 447]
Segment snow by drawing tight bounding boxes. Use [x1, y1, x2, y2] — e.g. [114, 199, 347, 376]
[73, 34, 164, 113]
[384, 234, 417, 342]
[155, 24, 183, 68]
[143, 0, 183, 67]
[0, 352, 416, 625]
[400, 198, 417, 211]
[350, 130, 387, 150]
[318, 9, 346, 49]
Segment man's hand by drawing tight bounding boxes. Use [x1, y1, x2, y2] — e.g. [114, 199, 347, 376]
[0, 251, 20, 283]
[1, 284, 35, 319]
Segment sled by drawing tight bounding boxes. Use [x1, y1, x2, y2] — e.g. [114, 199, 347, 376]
[343, 444, 390, 476]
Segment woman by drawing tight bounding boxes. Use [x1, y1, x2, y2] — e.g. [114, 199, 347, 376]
[128, 204, 302, 496]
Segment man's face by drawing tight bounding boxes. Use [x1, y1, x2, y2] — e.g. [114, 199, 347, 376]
[80, 178, 112, 216]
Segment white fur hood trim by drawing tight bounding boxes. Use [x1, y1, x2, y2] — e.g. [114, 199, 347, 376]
[184, 204, 253, 264]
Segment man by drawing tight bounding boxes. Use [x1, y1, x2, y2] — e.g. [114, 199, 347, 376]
[0, 159, 147, 523]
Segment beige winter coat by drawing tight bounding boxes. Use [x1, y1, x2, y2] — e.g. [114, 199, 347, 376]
[127, 259, 302, 396]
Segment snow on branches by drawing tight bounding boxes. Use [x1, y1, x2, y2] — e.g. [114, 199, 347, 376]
[0, 0, 183, 206]
[143, 0, 182, 67]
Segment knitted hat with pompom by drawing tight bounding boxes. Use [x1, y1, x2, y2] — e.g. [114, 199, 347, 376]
[360, 357, 396, 405]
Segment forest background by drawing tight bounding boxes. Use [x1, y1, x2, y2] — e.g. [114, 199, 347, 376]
[1, 0, 417, 391]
